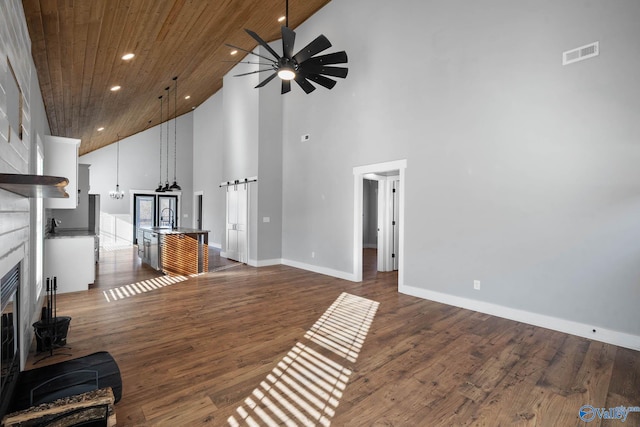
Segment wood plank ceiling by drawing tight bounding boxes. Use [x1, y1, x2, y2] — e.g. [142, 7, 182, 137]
[22, 0, 331, 155]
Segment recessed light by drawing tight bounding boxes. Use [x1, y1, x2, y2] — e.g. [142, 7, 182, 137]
[121, 53, 135, 60]
[97, 127, 105, 132]
[184, 95, 191, 100]
[278, 16, 286, 23]
[110, 85, 121, 91]
[230, 50, 238, 55]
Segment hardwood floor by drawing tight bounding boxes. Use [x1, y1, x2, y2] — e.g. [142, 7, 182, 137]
[24, 248, 640, 426]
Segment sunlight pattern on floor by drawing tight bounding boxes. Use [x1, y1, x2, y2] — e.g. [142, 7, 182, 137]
[304, 292, 379, 363]
[102, 275, 189, 302]
[228, 293, 379, 426]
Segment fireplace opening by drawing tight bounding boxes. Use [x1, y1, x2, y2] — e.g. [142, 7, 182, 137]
[1, 264, 20, 420]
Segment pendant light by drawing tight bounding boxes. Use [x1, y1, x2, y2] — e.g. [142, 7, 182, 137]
[169, 76, 181, 191]
[156, 95, 165, 192]
[162, 86, 171, 192]
[109, 134, 125, 199]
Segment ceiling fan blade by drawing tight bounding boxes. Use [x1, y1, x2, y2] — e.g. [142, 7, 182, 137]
[299, 64, 348, 78]
[282, 80, 291, 94]
[301, 51, 348, 66]
[304, 73, 337, 90]
[222, 60, 277, 66]
[234, 68, 277, 77]
[292, 34, 332, 64]
[294, 75, 316, 94]
[282, 26, 296, 59]
[244, 29, 281, 60]
[255, 72, 278, 88]
[225, 43, 277, 64]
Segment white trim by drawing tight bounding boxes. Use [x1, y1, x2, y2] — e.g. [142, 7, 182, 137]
[209, 242, 222, 250]
[252, 258, 282, 267]
[282, 258, 357, 282]
[400, 284, 640, 351]
[353, 159, 407, 284]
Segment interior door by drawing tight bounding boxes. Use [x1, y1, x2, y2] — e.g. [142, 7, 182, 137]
[226, 184, 248, 263]
[392, 179, 400, 271]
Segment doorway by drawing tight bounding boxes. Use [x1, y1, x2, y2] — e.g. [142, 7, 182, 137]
[225, 184, 248, 263]
[194, 191, 204, 230]
[132, 193, 180, 244]
[364, 175, 400, 272]
[353, 160, 406, 285]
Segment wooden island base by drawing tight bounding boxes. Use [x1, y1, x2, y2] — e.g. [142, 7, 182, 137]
[162, 233, 208, 276]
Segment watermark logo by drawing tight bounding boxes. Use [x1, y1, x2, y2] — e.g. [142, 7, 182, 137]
[579, 405, 640, 423]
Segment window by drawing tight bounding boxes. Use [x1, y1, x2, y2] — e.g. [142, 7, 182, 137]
[5, 60, 23, 142]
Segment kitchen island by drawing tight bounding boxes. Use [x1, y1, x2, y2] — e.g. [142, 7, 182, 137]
[139, 227, 209, 275]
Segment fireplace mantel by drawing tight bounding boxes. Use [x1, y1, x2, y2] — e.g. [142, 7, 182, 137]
[0, 174, 69, 198]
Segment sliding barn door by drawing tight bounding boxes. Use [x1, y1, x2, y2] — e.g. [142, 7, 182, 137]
[226, 184, 248, 263]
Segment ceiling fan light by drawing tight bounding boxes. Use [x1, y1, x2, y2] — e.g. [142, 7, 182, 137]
[278, 67, 295, 80]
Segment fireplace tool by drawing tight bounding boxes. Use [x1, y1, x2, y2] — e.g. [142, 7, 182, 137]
[34, 277, 72, 364]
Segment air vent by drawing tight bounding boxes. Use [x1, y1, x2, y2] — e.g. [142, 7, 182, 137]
[563, 41, 599, 65]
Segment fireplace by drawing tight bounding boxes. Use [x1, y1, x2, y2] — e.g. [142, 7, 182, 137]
[0, 264, 20, 419]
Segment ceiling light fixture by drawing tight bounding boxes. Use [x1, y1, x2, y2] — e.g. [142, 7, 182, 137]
[170, 76, 181, 191]
[121, 53, 135, 60]
[277, 64, 295, 80]
[156, 95, 165, 193]
[97, 127, 104, 132]
[110, 85, 121, 91]
[184, 95, 191, 100]
[109, 134, 125, 200]
[163, 86, 171, 192]
[278, 16, 286, 22]
[230, 50, 238, 55]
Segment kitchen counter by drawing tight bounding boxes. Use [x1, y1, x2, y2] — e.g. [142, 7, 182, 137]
[141, 226, 209, 236]
[45, 231, 97, 293]
[47, 228, 96, 239]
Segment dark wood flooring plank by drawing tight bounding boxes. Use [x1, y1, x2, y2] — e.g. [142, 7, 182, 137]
[22, 247, 639, 426]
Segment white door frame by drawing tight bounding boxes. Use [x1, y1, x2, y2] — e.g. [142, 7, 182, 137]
[353, 159, 406, 285]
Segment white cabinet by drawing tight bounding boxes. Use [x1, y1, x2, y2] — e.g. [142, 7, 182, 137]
[44, 135, 80, 209]
[44, 236, 95, 293]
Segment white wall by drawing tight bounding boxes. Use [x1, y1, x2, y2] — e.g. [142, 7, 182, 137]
[0, 0, 50, 368]
[277, 0, 640, 344]
[80, 112, 194, 244]
[193, 91, 225, 247]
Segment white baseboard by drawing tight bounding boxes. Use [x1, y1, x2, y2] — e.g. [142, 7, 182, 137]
[399, 284, 640, 351]
[209, 242, 221, 249]
[281, 258, 357, 282]
[251, 258, 282, 267]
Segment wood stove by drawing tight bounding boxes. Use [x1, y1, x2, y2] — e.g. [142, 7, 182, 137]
[0, 264, 20, 419]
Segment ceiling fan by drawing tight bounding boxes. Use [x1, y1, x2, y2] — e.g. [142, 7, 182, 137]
[226, 1, 348, 94]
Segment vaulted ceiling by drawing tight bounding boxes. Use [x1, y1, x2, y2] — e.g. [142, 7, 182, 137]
[22, 0, 331, 156]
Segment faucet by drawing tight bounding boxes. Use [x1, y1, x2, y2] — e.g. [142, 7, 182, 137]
[50, 218, 60, 233]
[161, 208, 176, 229]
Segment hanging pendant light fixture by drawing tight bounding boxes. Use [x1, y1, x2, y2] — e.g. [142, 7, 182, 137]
[163, 86, 171, 192]
[169, 76, 181, 191]
[109, 134, 125, 199]
[156, 95, 165, 192]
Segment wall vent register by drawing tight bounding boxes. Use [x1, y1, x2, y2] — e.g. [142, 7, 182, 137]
[563, 41, 599, 65]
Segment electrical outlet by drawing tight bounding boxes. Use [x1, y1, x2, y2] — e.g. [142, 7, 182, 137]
[473, 280, 481, 290]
